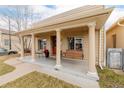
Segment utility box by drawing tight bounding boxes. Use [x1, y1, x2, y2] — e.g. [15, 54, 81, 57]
[107, 48, 123, 70]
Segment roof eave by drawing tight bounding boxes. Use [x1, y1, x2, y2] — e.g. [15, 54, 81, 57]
[15, 7, 114, 36]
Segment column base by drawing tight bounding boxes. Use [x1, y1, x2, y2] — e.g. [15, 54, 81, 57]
[54, 65, 62, 70]
[87, 71, 99, 81]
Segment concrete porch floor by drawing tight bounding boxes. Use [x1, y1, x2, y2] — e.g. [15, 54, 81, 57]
[20, 56, 98, 80]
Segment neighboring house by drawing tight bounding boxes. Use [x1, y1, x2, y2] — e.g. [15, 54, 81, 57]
[16, 5, 113, 80]
[0, 28, 20, 51]
[106, 18, 124, 48]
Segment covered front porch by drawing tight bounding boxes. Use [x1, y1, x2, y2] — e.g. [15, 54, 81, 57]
[17, 6, 113, 81]
[19, 22, 98, 80]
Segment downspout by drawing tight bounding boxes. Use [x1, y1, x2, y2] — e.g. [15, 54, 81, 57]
[103, 27, 106, 68]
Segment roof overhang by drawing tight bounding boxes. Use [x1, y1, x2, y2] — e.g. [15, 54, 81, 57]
[107, 18, 124, 33]
[15, 5, 114, 36]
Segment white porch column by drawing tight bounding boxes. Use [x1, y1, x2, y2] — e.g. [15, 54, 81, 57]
[20, 35, 24, 59]
[87, 22, 99, 80]
[31, 33, 35, 61]
[55, 29, 62, 69]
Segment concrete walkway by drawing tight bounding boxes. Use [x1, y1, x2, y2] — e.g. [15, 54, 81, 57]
[0, 58, 41, 86]
[0, 58, 99, 88]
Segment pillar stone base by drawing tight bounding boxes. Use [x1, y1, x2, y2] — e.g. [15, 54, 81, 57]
[54, 64, 62, 70]
[87, 71, 99, 81]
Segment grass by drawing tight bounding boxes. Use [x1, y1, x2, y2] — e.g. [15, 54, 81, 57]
[97, 66, 124, 88]
[0, 62, 15, 76]
[0, 71, 79, 88]
[0, 55, 19, 76]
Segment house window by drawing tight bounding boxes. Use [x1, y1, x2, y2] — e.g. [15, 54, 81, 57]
[4, 39, 9, 46]
[38, 39, 46, 50]
[68, 37, 83, 51]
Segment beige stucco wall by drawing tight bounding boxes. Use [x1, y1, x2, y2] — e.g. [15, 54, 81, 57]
[106, 26, 124, 48]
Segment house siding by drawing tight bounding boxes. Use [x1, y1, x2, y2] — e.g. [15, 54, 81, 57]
[107, 26, 124, 48]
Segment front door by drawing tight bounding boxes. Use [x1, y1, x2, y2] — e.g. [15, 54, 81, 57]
[51, 36, 56, 55]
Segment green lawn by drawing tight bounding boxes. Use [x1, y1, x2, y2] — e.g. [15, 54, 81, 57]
[0, 71, 79, 88]
[0, 55, 16, 76]
[97, 66, 124, 88]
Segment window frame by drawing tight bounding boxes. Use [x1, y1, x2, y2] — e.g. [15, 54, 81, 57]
[67, 36, 83, 51]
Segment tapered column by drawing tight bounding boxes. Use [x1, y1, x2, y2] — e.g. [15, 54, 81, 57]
[20, 35, 24, 58]
[87, 22, 98, 80]
[31, 33, 35, 61]
[55, 29, 62, 69]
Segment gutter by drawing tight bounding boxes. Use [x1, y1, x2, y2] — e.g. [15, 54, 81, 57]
[117, 17, 124, 27]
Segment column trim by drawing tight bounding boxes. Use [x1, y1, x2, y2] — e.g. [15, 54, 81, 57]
[87, 22, 96, 28]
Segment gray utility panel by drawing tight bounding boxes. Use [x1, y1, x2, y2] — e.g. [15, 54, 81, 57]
[107, 48, 124, 70]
